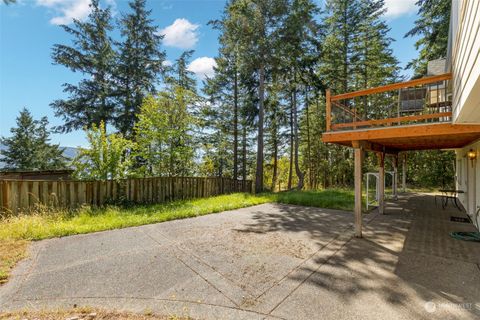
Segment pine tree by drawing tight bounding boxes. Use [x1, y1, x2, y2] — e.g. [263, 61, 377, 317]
[168, 50, 197, 93]
[51, 0, 116, 132]
[114, 0, 166, 138]
[201, 58, 235, 178]
[352, 0, 400, 119]
[227, 0, 289, 192]
[277, 0, 321, 190]
[0, 108, 67, 170]
[208, 12, 241, 181]
[405, 0, 451, 77]
[404, 0, 454, 187]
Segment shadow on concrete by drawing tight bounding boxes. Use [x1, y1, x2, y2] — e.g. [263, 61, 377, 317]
[238, 193, 480, 319]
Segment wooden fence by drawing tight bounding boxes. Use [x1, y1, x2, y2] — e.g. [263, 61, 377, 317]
[0, 177, 253, 214]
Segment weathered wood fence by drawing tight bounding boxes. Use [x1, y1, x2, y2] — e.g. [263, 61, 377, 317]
[0, 177, 253, 214]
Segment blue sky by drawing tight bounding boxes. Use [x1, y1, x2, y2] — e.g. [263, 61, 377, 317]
[0, 0, 420, 147]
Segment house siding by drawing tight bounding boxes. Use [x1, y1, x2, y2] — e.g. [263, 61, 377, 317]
[451, 0, 480, 123]
[456, 141, 480, 230]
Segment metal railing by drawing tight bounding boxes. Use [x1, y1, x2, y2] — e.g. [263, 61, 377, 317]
[326, 73, 453, 132]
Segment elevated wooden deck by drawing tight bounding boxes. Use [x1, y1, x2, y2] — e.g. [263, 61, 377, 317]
[322, 74, 480, 238]
[322, 73, 480, 152]
[322, 123, 480, 152]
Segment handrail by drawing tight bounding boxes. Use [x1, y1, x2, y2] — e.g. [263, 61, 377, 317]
[330, 73, 452, 101]
[331, 112, 452, 130]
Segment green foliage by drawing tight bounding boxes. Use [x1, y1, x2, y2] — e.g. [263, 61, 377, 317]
[72, 121, 135, 180]
[406, 150, 455, 188]
[167, 50, 197, 93]
[134, 87, 196, 176]
[51, 0, 116, 132]
[0, 108, 67, 170]
[405, 0, 451, 77]
[114, 0, 166, 138]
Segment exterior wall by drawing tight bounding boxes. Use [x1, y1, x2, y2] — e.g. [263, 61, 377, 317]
[450, 0, 480, 123]
[456, 140, 480, 230]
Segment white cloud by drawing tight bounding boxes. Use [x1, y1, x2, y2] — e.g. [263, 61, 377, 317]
[36, 0, 93, 25]
[162, 59, 173, 67]
[384, 0, 417, 18]
[188, 57, 217, 79]
[160, 18, 200, 49]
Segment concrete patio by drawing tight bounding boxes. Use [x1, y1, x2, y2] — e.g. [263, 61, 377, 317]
[0, 193, 479, 319]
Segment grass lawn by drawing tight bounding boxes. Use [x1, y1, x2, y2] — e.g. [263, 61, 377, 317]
[0, 189, 354, 285]
[275, 189, 355, 211]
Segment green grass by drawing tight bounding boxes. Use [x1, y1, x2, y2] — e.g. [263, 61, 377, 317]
[0, 193, 274, 241]
[274, 189, 355, 211]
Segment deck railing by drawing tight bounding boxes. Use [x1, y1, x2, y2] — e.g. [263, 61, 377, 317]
[326, 73, 453, 132]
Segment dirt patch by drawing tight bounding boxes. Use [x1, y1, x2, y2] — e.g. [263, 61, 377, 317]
[0, 239, 29, 285]
[231, 229, 315, 259]
[0, 308, 191, 320]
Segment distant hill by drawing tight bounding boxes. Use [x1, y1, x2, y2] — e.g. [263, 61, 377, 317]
[0, 143, 79, 169]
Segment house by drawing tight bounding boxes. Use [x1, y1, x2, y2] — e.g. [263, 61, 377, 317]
[322, 0, 480, 237]
[449, 0, 480, 229]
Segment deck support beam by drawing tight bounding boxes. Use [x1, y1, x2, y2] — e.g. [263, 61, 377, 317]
[393, 155, 398, 200]
[402, 153, 407, 192]
[378, 152, 385, 214]
[353, 142, 363, 238]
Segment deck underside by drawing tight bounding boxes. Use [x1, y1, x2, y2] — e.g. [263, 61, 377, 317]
[322, 123, 480, 152]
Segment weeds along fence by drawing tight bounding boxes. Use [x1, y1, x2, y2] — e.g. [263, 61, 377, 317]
[0, 177, 253, 214]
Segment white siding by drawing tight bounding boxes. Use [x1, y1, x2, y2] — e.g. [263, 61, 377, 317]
[451, 0, 480, 123]
[456, 140, 480, 230]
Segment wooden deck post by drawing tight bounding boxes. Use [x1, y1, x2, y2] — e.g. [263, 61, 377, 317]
[377, 152, 385, 215]
[353, 143, 363, 238]
[393, 155, 398, 200]
[402, 153, 407, 192]
[326, 89, 331, 132]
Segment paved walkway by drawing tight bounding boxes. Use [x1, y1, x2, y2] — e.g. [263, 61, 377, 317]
[1, 194, 479, 319]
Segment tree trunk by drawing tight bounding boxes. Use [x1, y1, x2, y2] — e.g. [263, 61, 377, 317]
[271, 133, 278, 192]
[342, 4, 349, 93]
[255, 65, 265, 193]
[288, 94, 293, 190]
[293, 74, 304, 190]
[242, 122, 247, 182]
[305, 86, 312, 189]
[233, 62, 239, 183]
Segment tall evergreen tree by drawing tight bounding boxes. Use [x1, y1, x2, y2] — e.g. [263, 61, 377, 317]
[168, 50, 197, 93]
[226, 0, 289, 192]
[404, 0, 454, 187]
[51, 0, 116, 132]
[278, 0, 321, 190]
[405, 0, 451, 77]
[114, 0, 166, 138]
[208, 11, 242, 181]
[0, 108, 67, 170]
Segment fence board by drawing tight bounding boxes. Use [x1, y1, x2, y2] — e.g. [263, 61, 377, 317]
[0, 176, 253, 213]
